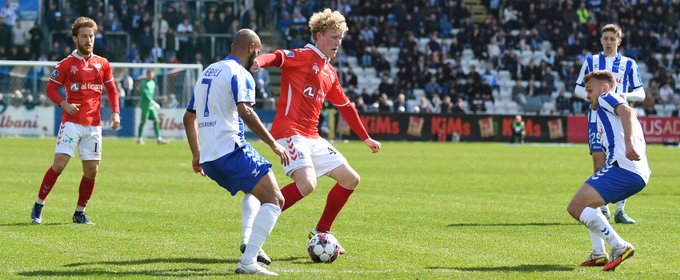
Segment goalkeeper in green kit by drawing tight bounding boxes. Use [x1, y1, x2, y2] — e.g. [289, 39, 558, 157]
[137, 69, 167, 144]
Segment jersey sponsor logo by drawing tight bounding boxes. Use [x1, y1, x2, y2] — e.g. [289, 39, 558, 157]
[51, 70, 59, 79]
[61, 136, 74, 144]
[80, 83, 104, 90]
[70, 82, 79, 91]
[199, 121, 217, 128]
[303, 84, 316, 98]
[315, 88, 326, 101]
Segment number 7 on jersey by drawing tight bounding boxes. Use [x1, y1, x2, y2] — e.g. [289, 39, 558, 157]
[201, 78, 212, 117]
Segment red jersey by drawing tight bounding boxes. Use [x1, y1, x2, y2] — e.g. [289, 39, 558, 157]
[48, 50, 119, 126]
[260, 44, 350, 139]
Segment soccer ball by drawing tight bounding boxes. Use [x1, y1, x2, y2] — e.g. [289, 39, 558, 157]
[308, 233, 340, 263]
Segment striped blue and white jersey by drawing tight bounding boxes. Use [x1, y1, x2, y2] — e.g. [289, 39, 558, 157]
[188, 56, 256, 163]
[575, 52, 643, 95]
[595, 92, 650, 183]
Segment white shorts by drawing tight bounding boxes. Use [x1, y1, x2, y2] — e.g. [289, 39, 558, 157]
[55, 122, 103, 160]
[277, 135, 347, 178]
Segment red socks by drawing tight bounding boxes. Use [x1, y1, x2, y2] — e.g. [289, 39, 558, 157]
[281, 182, 304, 211]
[281, 182, 356, 232]
[37, 167, 61, 201]
[316, 183, 354, 232]
[77, 176, 96, 207]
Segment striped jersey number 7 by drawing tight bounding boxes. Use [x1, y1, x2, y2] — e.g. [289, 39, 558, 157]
[201, 78, 212, 117]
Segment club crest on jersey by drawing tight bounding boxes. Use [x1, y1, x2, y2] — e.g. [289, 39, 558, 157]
[70, 82, 79, 91]
[312, 63, 320, 74]
[51, 70, 59, 79]
[93, 63, 102, 71]
[70, 66, 78, 74]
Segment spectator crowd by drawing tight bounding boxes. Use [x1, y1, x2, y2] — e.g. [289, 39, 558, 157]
[275, 0, 680, 116]
[1, 0, 680, 116]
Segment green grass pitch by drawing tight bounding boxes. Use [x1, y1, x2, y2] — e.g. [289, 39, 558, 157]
[1, 138, 679, 279]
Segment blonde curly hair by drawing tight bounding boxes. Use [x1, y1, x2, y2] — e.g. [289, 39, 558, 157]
[309, 9, 348, 38]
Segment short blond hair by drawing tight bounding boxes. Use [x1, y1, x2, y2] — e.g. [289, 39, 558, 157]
[601, 23, 622, 39]
[584, 70, 616, 89]
[309, 9, 348, 37]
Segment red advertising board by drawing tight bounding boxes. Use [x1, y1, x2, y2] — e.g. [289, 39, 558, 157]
[567, 115, 588, 143]
[638, 117, 680, 144]
[567, 115, 680, 144]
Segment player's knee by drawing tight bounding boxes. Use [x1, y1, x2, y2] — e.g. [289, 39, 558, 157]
[340, 173, 360, 189]
[83, 166, 99, 179]
[51, 163, 66, 174]
[274, 193, 285, 209]
[296, 179, 317, 196]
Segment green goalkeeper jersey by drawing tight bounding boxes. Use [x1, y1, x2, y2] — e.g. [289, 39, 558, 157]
[140, 79, 156, 110]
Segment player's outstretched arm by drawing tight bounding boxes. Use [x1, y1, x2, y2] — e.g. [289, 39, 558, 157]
[183, 110, 205, 176]
[253, 52, 283, 72]
[336, 102, 381, 153]
[625, 87, 645, 102]
[236, 102, 290, 166]
[615, 104, 640, 161]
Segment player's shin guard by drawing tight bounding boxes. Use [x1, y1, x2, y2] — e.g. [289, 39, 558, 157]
[37, 167, 61, 202]
[241, 193, 261, 245]
[77, 176, 96, 208]
[242, 203, 280, 265]
[280, 182, 304, 211]
[579, 207, 625, 249]
[316, 183, 354, 233]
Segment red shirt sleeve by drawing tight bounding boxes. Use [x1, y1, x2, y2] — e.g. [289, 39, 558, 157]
[336, 103, 369, 141]
[46, 81, 63, 105]
[46, 60, 68, 105]
[103, 61, 120, 113]
[327, 70, 368, 140]
[104, 82, 120, 113]
[49, 60, 68, 85]
[256, 51, 284, 68]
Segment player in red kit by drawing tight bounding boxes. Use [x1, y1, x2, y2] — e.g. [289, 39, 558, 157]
[252, 9, 381, 254]
[31, 17, 120, 225]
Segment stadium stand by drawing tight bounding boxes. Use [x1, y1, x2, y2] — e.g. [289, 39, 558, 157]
[0, 0, 678, 116]
[274, 0, 680, 116]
